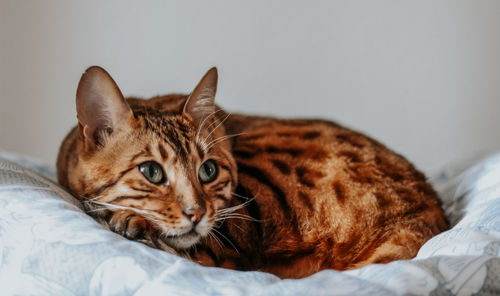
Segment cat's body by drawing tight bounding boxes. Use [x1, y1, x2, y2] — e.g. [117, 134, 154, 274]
[57, 66, 448, 278]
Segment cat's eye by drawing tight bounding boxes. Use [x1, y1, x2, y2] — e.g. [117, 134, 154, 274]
[139, 161, 165, 184]
[198, 159, 218, 183]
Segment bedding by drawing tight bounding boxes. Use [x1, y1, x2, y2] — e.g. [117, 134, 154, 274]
[0, 151, 499, 295]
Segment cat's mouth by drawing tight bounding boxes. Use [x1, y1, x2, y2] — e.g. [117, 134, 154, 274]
[156, 216, 212, 250]
[161, 229, 202, 250]
[168, 229, 198, 239]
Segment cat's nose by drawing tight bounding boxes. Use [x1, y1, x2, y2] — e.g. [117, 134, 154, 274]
[183, 206, 206, 224]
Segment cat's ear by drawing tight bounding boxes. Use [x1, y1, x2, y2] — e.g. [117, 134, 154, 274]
[183, 67, 218, 127]
[76, 66, 135, 151]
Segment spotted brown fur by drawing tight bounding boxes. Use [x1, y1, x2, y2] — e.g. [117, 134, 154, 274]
[57, 66, 448, 279]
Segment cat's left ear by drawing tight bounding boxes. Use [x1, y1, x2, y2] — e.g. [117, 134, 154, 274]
[182, 67, 218, 127]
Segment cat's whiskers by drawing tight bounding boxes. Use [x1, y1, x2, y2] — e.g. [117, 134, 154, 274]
[85, 194, 106, 203]
[200, 112, 232, 149]
[224, 191, 268, 223]
[86, 200, 162, 224]
[231, 191, 257, 201]
[198, 108, 223, 135]
[214, 195, 261, 225]
[85, 207, 109, 214]
[81, 197, 105, 214]
[228, 221, 245, 233]
[210, 227, 240, 254]
[214, 219, 224, 229]
[215, 213, 260, 222]
[208, 231, 224, 250]
[195, 108, 224, 146]
[203, 132, 246, 152]
[216, 196, 256, 214]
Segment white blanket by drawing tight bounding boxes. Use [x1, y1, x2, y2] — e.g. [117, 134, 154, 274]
[0, 152, 499, 295]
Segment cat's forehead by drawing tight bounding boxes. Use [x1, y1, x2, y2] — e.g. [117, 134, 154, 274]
[136, 113, 199, 163]
[140, 111, 193, 137]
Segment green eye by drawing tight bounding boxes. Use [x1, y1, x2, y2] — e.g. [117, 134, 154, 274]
[198, 159, 218, 183]
[139, 161, 165, 184]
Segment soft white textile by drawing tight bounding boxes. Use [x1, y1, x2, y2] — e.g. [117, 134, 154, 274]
[0, 152, 499, 295]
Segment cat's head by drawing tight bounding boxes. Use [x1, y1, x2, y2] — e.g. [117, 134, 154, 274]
[68, 66, 237, 250]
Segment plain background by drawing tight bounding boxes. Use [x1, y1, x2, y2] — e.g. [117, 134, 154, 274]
[1, 1, 499, 174]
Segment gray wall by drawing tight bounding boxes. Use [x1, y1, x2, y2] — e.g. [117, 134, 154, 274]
[1, 0, 500, 173]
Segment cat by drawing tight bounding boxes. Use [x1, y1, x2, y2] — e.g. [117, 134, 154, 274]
[57, 66, 448, 278]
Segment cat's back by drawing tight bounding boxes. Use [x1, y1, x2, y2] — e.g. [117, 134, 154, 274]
[226, 114, 442, 220]
[226, 114, 429, 194]
[223, 114, 448, 276]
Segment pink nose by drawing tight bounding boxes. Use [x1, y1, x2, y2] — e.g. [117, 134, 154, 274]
[183, 207, 206, 224]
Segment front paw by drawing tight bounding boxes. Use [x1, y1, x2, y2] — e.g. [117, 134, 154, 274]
[191, 250, 218, 267]
[108, 210, 149, 240]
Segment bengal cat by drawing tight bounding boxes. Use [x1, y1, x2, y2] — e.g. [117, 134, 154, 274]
[57, 66, 448, 278]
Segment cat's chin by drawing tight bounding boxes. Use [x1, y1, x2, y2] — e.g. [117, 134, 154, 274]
[162, 230, 201, 250]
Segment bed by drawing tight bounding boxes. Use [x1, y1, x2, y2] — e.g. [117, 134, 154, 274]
[0, 151, 499, 295]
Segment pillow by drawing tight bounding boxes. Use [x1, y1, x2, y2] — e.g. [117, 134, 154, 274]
[1, 151, 499, 295]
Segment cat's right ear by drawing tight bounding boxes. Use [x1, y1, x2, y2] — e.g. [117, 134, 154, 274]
[76, 66, 135, 151]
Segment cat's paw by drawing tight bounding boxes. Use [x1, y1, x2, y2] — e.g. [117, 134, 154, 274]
[108, 210, 149, 240]
[191, 250, 239, 269]
[190, 250, 218, 267]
